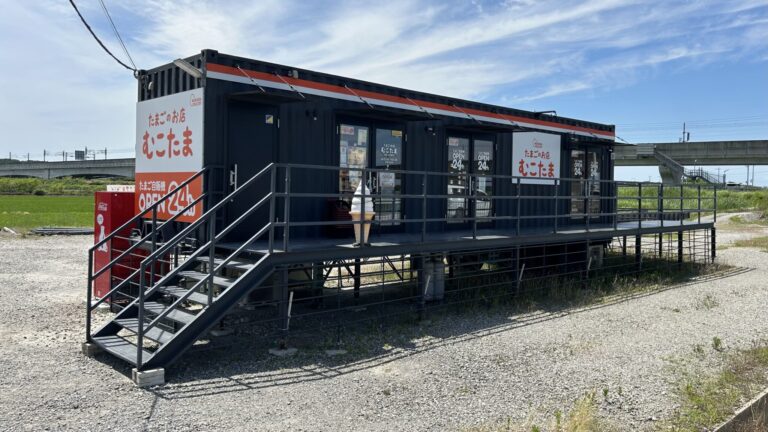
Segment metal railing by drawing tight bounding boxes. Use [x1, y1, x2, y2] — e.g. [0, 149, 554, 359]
[89, 163, 718, 368]
[265, 163, 717, 249]
[86, 168, 208, 341]
[685, 167, 724, 185]
[132, 163, 277, 368]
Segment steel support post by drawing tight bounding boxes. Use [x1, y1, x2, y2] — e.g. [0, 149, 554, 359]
[516, 178, 521, 236]
[414, 255, 425, 320]
[353, 258, 361, 299]
[421, 172, 427, 243]
[283, 167, 291, 252]
[635, 235, 642, 272]
[312, 262, 324, 307]
[622, 236, 627, 256]
[514, 245, 521, 295]
[279, 269, 289, 347]
[659, 183, 664, 227]
[86, 250, 93, 342]
[711, 227, 717, 262]
[553, 179, 559, 233]
[677, 231, 684, 266]
[583, 240, 590, 289]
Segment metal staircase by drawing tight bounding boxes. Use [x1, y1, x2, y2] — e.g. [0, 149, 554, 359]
[85, 164, 280, 382]
[684, 167, 723, 185]
[653, 150, 723, 185]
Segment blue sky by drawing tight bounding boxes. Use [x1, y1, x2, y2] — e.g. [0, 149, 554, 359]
[1, 0, 766, 183]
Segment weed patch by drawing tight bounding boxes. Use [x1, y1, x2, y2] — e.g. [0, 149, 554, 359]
[732, 236, 768, 252]
[667, 341, 768, 431]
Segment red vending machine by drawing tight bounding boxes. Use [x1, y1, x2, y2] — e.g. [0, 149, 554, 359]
[93, 191, 136, 299]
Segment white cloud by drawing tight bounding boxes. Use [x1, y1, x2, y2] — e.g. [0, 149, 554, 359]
[0, 0, 766, 158]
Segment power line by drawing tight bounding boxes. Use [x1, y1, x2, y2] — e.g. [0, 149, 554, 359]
[68, 0, 136, 73]
[615, 115, 768, 127]
[97, 0, 136, 71]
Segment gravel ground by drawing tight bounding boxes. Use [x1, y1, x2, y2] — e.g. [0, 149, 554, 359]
[1, 220, 767, 431]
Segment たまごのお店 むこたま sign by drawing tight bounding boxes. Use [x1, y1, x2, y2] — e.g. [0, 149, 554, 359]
[135, 89, 204, 222]
[512, 132, 560, 184]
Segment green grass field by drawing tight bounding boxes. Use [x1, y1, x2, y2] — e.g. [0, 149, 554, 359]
[617, 185, 768, 213]
[0, 195, 93, 231]
[0, 178, 764, 232]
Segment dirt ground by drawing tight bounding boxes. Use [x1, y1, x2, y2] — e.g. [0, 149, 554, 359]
[0, 215, 767, 431]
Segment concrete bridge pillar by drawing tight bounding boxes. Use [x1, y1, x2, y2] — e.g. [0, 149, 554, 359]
[659, 165, 682, 185]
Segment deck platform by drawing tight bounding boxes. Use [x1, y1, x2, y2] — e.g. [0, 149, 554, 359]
[220, 220, 714, 262]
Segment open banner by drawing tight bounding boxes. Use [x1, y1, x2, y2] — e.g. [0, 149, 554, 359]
[134, 89, 204, 222]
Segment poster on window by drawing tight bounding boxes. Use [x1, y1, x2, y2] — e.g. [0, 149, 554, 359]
[512, 132, 560, 184]
[135, 89, 204, 222]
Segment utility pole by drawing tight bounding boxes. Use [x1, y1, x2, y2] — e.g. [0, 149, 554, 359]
[43, 150, 46, 162]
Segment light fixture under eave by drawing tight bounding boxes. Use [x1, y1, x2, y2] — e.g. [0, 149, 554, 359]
[173, 59, 203, 79]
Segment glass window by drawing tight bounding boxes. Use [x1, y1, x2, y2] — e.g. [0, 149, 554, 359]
[473, 139, 493, 218]
[374, 129, 403, 225]
[339, 124, 368, 196]
[447, 137, 469, 221]
[375, 129, 402, 167]
[587, 151, 601, 215]
[570, 150, 585, 217]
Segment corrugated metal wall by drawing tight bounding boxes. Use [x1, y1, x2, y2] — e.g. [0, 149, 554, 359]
[140, 51, 615, 242]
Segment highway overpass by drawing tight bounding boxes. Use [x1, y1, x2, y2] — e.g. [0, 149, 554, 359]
[0, 158, 135, 179]
[614, 140, 768, 165]
[614, 140, 768, 184]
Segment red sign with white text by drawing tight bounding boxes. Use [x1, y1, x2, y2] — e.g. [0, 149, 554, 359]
[135, 89, 204, 222]
[134, 172, 202, 222]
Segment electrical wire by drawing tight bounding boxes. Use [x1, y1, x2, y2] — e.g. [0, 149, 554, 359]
[68, 0, 136, 73]
[97, 0, 136, 71]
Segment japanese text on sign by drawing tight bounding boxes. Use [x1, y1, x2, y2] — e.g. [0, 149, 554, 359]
[512, 132, 561, 184]
[135, 89, 204, 222]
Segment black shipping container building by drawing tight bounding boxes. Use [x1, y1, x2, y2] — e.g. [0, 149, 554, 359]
[85, 50, 716, 385]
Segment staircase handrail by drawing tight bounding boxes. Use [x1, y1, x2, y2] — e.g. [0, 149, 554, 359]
[141, 224, 273, 336]
[653, 149, 683, 171]
[89, 168, 207, 253]
[86, 169, 208, 340]
[87, 191, 206, 310]
[138, 163, 275, 266]
[136, 193, 273, 333]
[133, 163, 276, 366]
[87, 168, 207, 286]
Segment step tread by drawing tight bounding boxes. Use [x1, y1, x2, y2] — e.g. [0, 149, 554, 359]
[143, 301, 195, 325]
[158, 285, 211, 305]
[114, 318, 174, 345]
[92, 335, 152, 365]
[178, 271, 234, 287]
[194, 256, 254, 271]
